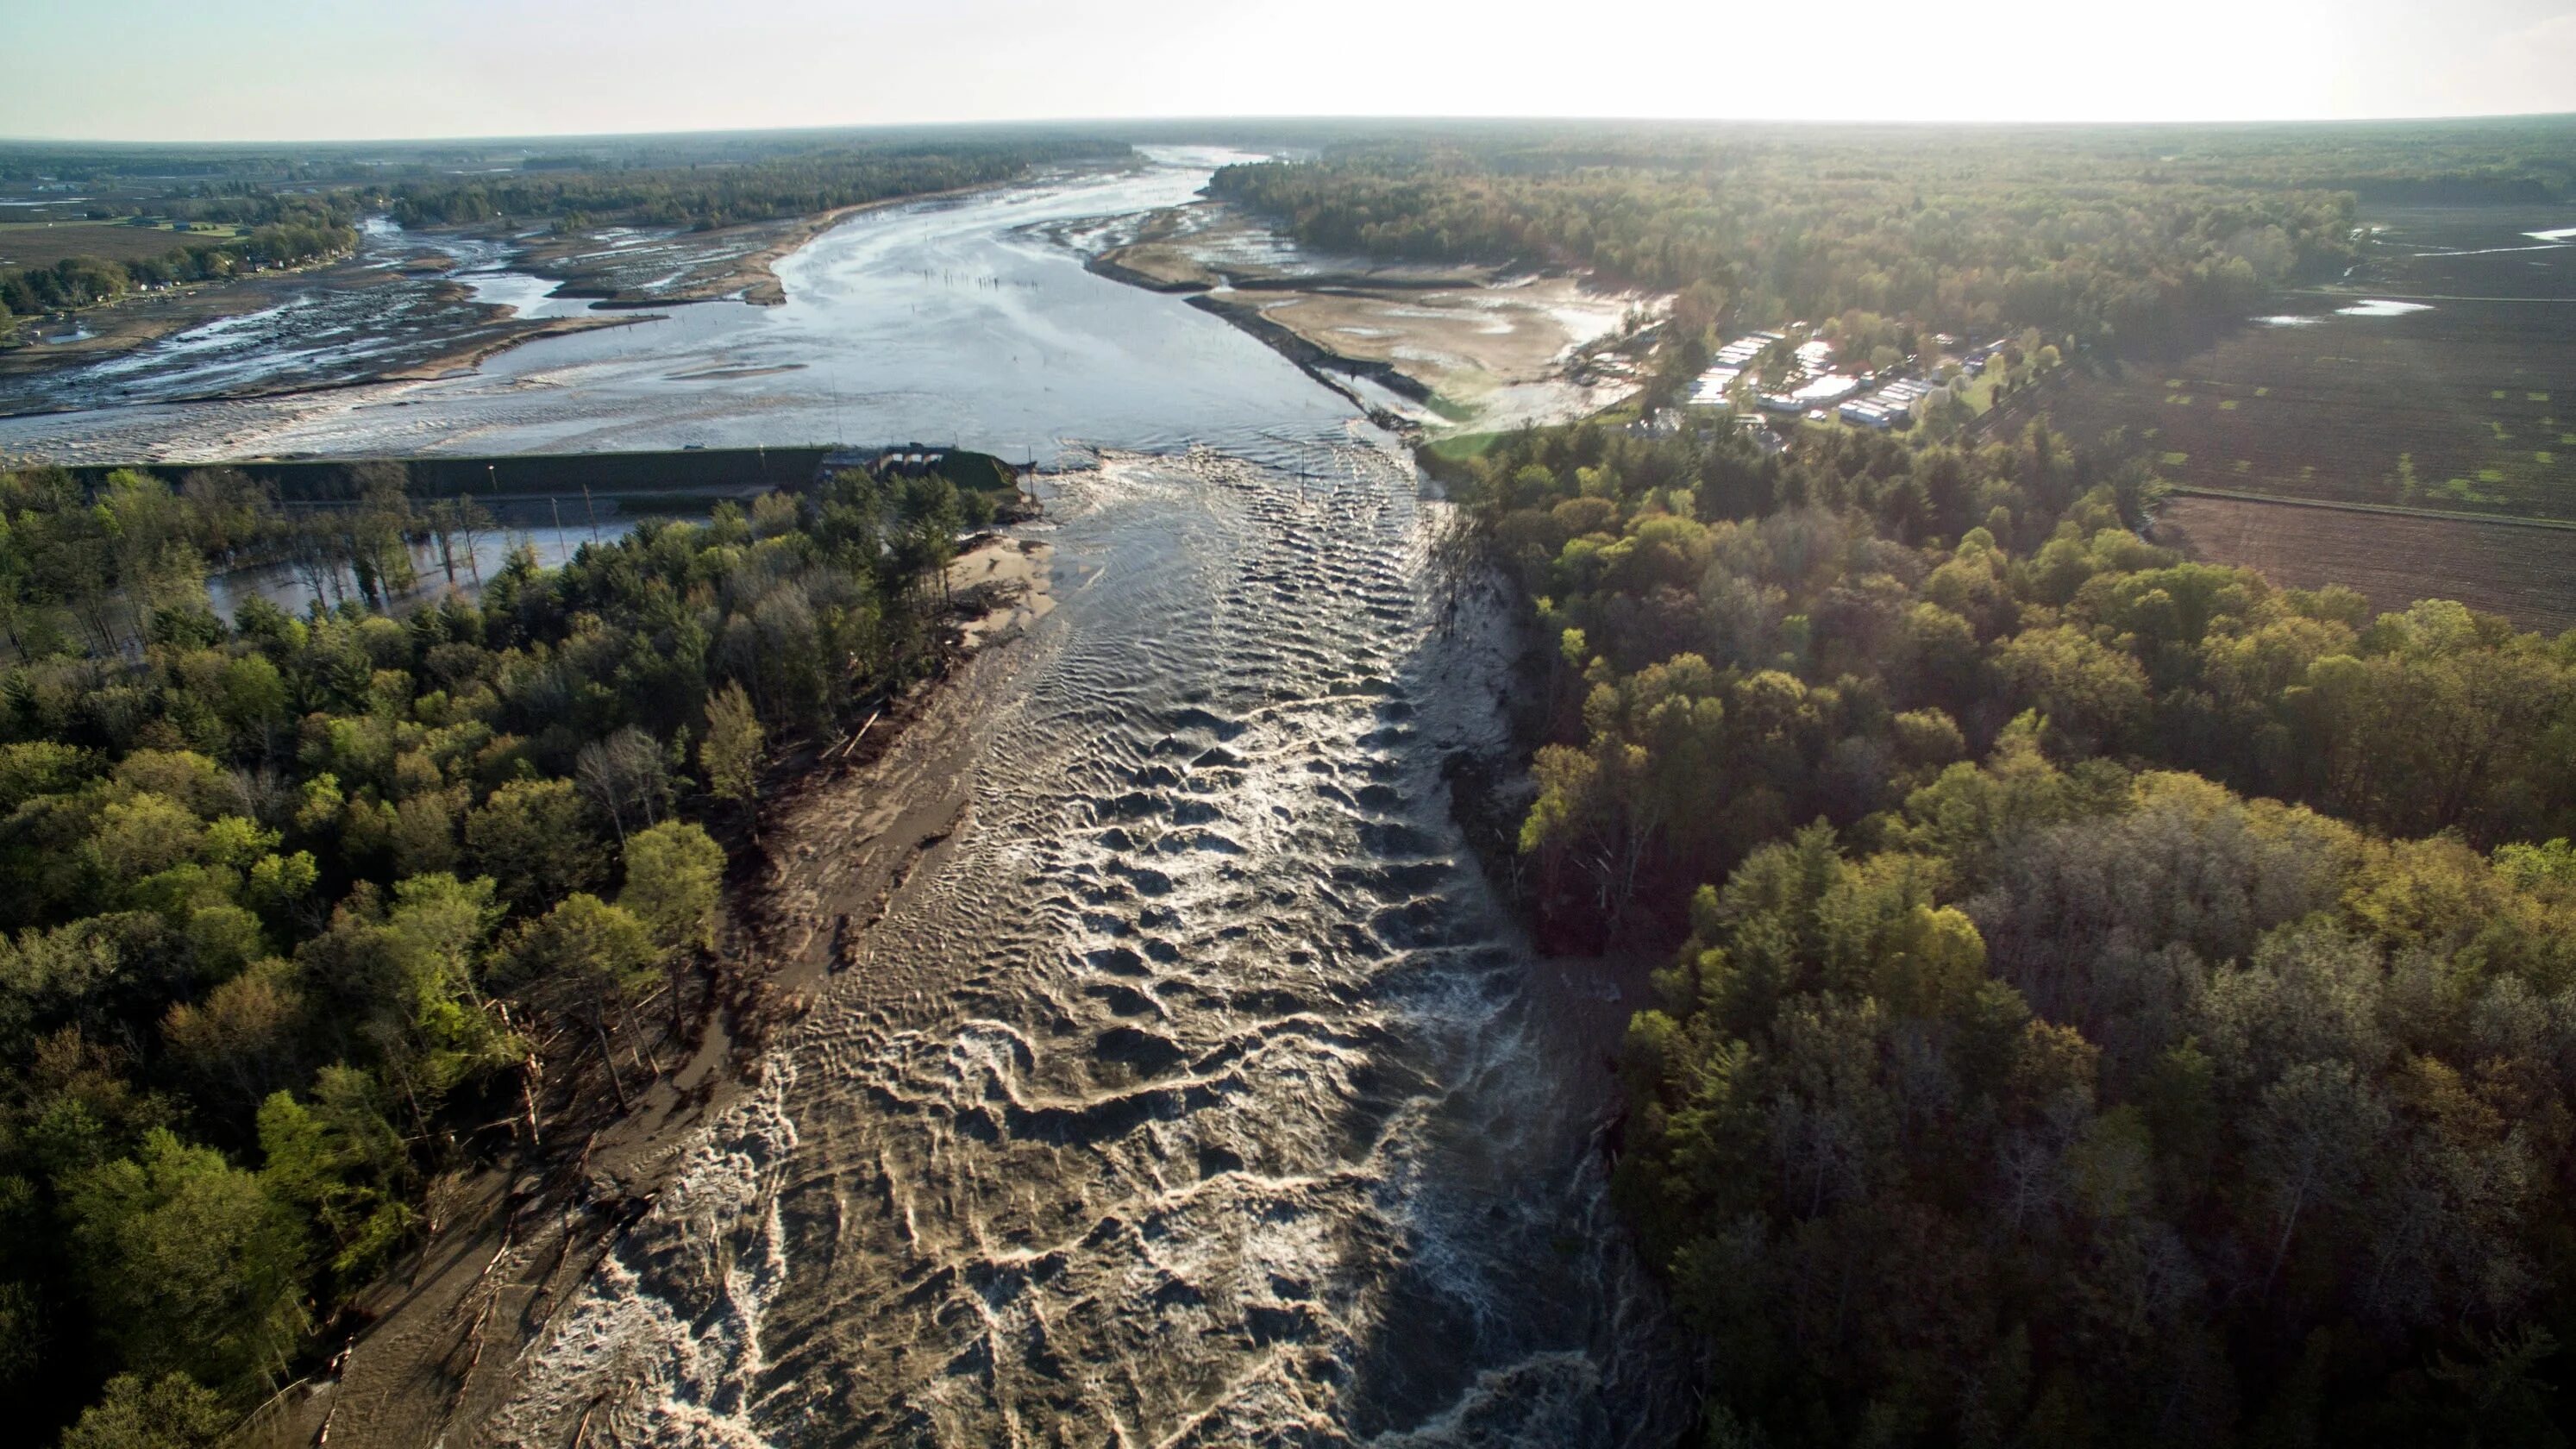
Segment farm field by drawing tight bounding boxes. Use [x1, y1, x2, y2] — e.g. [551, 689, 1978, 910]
[0, 219, 239, 268]
[2046, 204, 2576, 521]
[2155, 492, 2576, 634]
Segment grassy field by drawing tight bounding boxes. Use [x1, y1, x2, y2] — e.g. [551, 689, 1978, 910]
[0, 219, 241, 270]
[2156, 492, 2576, 633]
[2046, 204, 2576, 522]
[1425, 430, 1505, 463]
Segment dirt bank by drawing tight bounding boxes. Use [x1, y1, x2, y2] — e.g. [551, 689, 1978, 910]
[369, 312, 652, 385]
[234, 531, 1056, 1449]
[1093, 202, 1650, 434]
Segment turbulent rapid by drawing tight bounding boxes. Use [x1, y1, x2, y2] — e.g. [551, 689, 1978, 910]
[485, 443, 1680, 1446]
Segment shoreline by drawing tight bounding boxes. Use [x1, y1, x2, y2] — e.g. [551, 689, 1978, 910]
[238, 528, 1056, 1449]
[368, 310, 654, 384]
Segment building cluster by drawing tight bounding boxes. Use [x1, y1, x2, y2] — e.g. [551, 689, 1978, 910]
[1679, 327, 2030, 439]
[1839, 376, 1947, 430]
[1686, 330, 1782, 406]
[1841, 340, 2016, 429]
[1692, 329, 1871, 419]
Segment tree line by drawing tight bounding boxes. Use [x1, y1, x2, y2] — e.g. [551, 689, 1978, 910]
[0, 461, 1000, 1447]
[381, 135, 1124, 230]
[1437, 416, 2576, 1444]
[1207, 129, 2363, 349]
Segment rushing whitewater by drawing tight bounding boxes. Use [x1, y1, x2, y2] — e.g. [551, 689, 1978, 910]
[485, 443, 1679, 1445]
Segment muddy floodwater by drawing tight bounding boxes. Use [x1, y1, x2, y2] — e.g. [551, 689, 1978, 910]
[10, 150, 1683, 1442]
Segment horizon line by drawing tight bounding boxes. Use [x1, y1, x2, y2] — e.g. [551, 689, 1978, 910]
[6, 110, 2576, 150]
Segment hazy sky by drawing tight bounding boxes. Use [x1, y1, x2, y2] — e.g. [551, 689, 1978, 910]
[4, 0, 2573, 141]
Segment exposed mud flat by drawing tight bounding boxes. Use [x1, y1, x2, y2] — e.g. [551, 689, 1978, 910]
[0, 223, 646, 417]
[0, 192, 974, 417]
[516, 180, 1047, 309]
[0, 254, 394, 394]
[0, 151, 1352, 467]
[1238, 279, 1639, 432]
[1089, 203, 1648, 435]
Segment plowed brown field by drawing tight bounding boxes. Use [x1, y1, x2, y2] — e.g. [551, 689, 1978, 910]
[2155, 492, 2576, 635]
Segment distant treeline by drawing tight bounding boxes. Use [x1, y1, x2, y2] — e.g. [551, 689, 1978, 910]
[2159, 117, 2576, 204]
[1435, 415, 2576, 1444]
[1211, 130, 2366, 347]
[379, 135, 1127, 230]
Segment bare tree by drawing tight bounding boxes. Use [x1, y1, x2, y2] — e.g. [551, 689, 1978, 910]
[576, 725, 673, 845]
[452, 496, 493, 586]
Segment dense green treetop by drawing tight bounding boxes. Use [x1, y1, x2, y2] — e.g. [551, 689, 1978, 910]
[1439, 411, 2576, 1443]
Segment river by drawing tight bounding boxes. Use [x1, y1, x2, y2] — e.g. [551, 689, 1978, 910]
[14, 147, 1683, 1445]
[0, 149, 1352, 466]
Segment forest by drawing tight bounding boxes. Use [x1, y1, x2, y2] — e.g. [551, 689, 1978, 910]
[0, 461, 1000, 1446]
[1432, 413, 2576, 1443]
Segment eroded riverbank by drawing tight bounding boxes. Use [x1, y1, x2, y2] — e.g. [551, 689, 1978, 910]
[248, 530, 1058, 1449]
